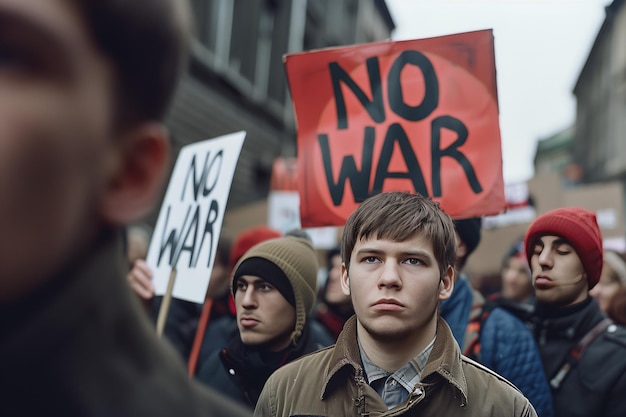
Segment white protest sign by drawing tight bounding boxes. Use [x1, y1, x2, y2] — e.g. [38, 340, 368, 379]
[146, 131, 246, 304]
[268, 190, 338, 249]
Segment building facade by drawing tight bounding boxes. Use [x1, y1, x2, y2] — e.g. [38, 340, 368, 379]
[573, 0, 626, 185]
[153, 0, 394, 225]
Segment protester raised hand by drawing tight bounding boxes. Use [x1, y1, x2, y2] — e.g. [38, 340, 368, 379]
[128, 259, 156, 301]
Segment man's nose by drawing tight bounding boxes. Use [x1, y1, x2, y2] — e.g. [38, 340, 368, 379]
[241, 286, 257, 308]
[536, 248, 553, 269]
[377, 262, 402, 289]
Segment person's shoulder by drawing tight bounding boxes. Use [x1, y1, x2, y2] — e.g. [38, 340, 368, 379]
[460, 356, 537, 416]
[602, 322, 626, 348]
[263, 346, 335, 398]
[284, 344, 335, 369]
[481, 305, 530, 335]
[273, 346, 334, 379]
[487, 305, 524, 322]
[577, 322, 626, 392]
[461, 355, 527, 394]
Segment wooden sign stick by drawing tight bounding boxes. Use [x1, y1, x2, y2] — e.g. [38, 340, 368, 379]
[156, 268, 177, 338]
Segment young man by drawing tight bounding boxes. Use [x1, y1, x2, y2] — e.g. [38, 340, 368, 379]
[196, 236, 333, 409]
[0, 1, 249, 415]
[524, 207, 626, 417]
[254, 192, 537, 417]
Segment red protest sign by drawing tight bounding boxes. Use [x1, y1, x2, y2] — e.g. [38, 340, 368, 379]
[284, 29, 504, 227]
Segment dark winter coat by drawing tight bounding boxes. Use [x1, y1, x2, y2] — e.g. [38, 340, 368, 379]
[528, 297, 626, 417]
[254, 315, 537, 417]
[195, 315, 333, 409]
[0, 232, 250, 417]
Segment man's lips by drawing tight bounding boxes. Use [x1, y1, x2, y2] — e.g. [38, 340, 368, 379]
[372, 299, 405, 311]
[239, 316, 260, 327]
[534, 275, 553, 288]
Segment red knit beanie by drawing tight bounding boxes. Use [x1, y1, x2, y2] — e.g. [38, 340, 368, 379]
[229, 226, 282, 271]
[524, 207, 603, 289]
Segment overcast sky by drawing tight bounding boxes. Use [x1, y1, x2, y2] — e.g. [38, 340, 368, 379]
[385, 0, 612, 184]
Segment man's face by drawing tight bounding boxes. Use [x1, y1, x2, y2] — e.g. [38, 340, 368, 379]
[342, 234, 453, 346]
[0, 0, 116, 300]
[234, 276, 296, 351]
[501, 256, 533, 303]
[529, 235, 588, 306]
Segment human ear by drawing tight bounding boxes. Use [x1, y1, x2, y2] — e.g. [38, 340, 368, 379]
[100, 123, 170, 225]
[340, 263, 351, 296]
[438, 265, 454, 301]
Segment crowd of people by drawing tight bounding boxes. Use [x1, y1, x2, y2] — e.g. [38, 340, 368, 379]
[125, 200, 626, 417]
[124, 204, 626, 417]
[2, 0, 626, 416]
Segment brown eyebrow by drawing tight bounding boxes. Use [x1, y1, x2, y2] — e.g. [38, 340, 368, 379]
[355, 247, 432, 259]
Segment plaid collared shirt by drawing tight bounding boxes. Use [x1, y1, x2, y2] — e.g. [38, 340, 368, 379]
[359, 337, 435, 410]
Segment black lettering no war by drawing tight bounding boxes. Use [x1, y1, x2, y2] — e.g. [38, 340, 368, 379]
[157, 151, 222, 268]
[321, 50, 482, 205]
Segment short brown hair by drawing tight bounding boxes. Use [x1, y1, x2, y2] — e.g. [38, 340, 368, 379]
[69, 0, 192, 129]
[341, 192, 457, 277]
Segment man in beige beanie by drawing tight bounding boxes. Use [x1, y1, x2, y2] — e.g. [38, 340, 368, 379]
[195, 236, 333, 409]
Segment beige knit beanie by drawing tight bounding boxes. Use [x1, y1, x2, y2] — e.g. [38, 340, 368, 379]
[231, 236, 318, 345]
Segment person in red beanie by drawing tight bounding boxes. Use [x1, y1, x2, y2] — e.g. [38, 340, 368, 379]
[524, 207, 626, 417]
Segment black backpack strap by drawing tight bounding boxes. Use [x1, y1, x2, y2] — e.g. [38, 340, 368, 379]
[550, 317, 614, 389]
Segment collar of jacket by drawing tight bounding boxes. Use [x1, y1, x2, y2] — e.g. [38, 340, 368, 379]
[220, 320, 312, 380]
[533, 296, 606, 342]
[320, 315, 468, 406]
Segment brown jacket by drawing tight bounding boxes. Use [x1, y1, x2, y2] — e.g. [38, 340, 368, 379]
[254, 315, 537, 417]
[0, 232, 250, 417]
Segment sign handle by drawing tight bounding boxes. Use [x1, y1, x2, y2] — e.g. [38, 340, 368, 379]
[187, 297, 213, 377]
[156, 268, 177, 338]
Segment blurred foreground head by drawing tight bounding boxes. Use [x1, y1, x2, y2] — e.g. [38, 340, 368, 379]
[0, 0, 192, 302]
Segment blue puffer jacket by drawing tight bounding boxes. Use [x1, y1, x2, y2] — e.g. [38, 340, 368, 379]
[480, 308, 554, 417]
